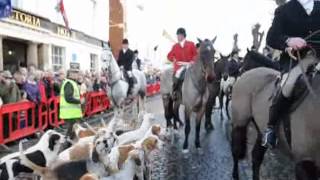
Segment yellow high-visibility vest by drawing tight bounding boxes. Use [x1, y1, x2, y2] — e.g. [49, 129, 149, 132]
[59, 79, 83, 120]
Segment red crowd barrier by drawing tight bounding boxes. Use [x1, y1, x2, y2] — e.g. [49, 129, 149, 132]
[0, 81, 160, 145]
[85, 91, 111, 117]
[0, 101, 37, 144]
[146, 81, 161, 96]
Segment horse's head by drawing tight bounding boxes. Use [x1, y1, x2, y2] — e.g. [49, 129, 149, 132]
[101, 48, 121, 82]
[242, 48, 280, 73]
[101, 48, 114, 72]
[197, 37, 217, 82]
[215, 53, 230, 81]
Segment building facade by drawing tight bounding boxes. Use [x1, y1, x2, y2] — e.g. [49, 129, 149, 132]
[0, 0, 109, 73]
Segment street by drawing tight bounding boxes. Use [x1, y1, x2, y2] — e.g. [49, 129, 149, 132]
[146, 95, 295, 180]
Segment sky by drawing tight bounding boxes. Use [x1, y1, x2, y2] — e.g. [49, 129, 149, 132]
[124, 0, 278, 67]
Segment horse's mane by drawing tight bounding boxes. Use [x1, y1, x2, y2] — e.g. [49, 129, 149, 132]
[242, 51, 280, 73]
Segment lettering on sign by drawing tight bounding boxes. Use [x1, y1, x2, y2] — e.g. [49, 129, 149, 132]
[10, 9, 41, 27]
[57, 27, 71, 37]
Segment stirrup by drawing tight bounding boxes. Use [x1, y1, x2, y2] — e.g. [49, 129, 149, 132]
[261, 128, 278, 148]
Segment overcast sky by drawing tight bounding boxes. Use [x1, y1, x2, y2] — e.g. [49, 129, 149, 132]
[125, 0, 278, 67]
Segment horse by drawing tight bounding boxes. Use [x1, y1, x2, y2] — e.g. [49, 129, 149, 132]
[160, 38, 217, 135]
[101, 47, 147, 113]
[231, 50, 320, 180]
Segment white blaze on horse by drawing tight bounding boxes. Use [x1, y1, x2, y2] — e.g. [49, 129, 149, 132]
[101, 48, 147, 112]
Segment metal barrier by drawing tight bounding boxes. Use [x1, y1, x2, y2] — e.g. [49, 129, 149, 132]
[0, 81, 160, 145]
[85, 91, 111, 117]
[0, 101, 37, 144]
[48, 97, 65, 128]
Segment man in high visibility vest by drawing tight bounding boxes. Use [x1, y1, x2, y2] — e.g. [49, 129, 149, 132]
[59, 69, 83, 138]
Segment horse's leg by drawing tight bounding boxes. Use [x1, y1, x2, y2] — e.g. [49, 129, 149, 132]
[183, 107, 191, 152]
[195, 106, 206, 149]
[231, 125, 248, 180]
[162, 95, 173, 128]
[205, 93, 215, 132]
[226, 94, 231, 120]
[232, 157, 240, 180]
[219, 90, 224, 120]
[295, 161, 318, 180]
[252, 134, 267, 180]
[173, 100, 181, 130]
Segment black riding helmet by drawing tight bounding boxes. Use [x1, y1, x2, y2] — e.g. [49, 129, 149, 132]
[176, 28, 186, 37]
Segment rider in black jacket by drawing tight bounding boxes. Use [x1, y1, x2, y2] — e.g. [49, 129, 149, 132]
[263, 0, 320, 148]
[118, 39, 135, 96]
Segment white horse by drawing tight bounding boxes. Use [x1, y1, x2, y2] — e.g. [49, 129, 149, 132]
[101, 48, 147, 112]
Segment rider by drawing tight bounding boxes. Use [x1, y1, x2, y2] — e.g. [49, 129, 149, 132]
[167, 27, 198, 100]
[262, 0, 320, 148]
[118, 39, 135, 96]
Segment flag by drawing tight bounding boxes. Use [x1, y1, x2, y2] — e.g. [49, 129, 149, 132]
[57, 0, 69, 29]
[162, 30, 176, 43]
[0, 0, 11, 18]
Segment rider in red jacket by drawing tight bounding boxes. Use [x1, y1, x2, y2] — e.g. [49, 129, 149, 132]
[167, 28, 198, 100]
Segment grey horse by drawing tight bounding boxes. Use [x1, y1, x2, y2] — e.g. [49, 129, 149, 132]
[161, 38, 216, 153]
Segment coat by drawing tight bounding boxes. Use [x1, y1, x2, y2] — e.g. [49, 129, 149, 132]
[118, 49, 135, 71]
[167, 40, 198, 72]
[266, 0, 320, 72]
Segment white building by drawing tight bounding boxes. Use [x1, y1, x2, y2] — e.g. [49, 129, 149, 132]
[0, 0, 109, 73]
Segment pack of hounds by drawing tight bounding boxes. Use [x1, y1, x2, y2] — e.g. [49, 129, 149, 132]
[0, 111, 168, 180]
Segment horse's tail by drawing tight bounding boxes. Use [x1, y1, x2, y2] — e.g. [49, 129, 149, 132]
[231, 123, 249, 160]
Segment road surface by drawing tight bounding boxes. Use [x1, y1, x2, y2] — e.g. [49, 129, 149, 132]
[146, 95, 295, 180]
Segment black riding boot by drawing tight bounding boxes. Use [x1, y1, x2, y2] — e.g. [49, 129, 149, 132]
[127, 77, 134, 96]
[172, 77, 182, 101]
[262, 92, 291, 148]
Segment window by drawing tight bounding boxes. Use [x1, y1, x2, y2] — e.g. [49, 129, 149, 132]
[90, 54, 98, 72]
[52, 46, 65, 72]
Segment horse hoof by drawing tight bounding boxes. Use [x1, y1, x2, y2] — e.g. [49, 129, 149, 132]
[197, 148, 204, 155]
[205, 124, 214, 132]
[182, 149, 189, 154]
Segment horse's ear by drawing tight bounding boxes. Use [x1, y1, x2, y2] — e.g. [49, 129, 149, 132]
[197, 38, 203, 44]
[247, 48, 250, 53]
[212, 36, 217, 44]
[219, 53, 223, 58]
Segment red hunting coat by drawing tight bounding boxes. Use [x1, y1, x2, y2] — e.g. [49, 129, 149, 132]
[167, 40, 198, 73]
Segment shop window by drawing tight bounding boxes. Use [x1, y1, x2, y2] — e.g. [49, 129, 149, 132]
[90, 54, 98, 73]
[52, 46, 65, 72]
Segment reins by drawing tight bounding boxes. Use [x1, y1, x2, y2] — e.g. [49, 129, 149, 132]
[283, 30, 320, 99]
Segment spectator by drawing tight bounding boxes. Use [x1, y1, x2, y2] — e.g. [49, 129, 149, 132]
[1, 71, 22, 104]
[14, 71, 26, 98]
[23, 74, 40, 103]
[78, 71, 87, 95]
[0, 71, 21, 138]
[92, 73, 101, 92]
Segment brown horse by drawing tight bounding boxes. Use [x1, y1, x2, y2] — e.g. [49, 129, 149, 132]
[231, 51, 320, 180]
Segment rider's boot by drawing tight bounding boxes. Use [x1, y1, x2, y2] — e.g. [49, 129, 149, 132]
[127, 77, 134, 97]
[172, 77, 182, 101]
[262, 92, 291, 148]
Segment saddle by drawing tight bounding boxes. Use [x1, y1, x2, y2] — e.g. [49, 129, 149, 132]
[272, 66, 320, 147]
[122, 71, 137, 84]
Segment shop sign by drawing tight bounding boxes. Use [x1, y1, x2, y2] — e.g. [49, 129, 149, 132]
[70, 62, 80, 70]
[57, 26, 70, 37]
[10, 9, 40, 27]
